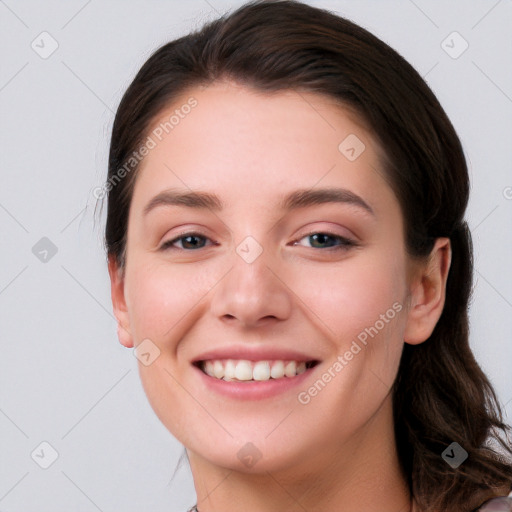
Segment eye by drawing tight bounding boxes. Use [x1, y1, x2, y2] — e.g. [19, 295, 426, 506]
[293, 232, 357, 251]
[160, 232, 214, 251]
[159, 231, 357, 252]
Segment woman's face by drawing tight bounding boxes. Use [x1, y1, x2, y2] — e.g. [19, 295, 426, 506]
[113, 80, 416, 475]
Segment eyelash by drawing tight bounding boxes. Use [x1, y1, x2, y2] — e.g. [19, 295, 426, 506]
[159, 231, 358, 252]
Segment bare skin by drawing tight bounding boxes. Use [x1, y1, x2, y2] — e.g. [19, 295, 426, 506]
[109, 80, 451, 512]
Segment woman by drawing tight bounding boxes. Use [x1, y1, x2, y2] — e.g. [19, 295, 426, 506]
[103, 1, 512, 510]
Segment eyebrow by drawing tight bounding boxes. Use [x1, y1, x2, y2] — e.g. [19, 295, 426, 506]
[143, 187, 375, 217]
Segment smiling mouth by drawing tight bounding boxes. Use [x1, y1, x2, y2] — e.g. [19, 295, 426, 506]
[195, 359, 319, 382]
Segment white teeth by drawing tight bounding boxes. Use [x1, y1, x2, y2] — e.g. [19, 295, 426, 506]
[284, 361, 297, 377]
[204, 360, 215, 377]
[270, 360, 285, 379]
[200, 359, 313, 381]
[213, 360, 224, 379]
[252, 361, 270, 381]
[224, 360, 236, 381]
[234, 360, 253, 381]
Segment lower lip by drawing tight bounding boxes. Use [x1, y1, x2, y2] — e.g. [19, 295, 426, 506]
[193, 364, 318, 400]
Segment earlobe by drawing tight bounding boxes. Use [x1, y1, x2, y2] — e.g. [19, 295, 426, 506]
[116, 322, 133, 349]
[403, 237, 452, 345]
[108, 255, 134, 349]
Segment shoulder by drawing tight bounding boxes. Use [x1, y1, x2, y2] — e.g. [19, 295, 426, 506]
[411, 486, 512, 511]
[475, 493, 512, 512]
[470, 484, 512, 512]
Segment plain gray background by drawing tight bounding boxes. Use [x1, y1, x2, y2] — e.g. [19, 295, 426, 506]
[1, 1, 511, 511]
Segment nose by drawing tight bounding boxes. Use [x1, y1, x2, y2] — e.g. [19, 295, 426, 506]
[210, 245, 293, 329]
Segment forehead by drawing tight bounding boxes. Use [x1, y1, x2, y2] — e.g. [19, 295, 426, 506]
[130, 81, 396, 216]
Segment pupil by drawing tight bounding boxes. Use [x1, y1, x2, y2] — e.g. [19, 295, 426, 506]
[312, 233, 332, 247]
[184, 236, 203, 249]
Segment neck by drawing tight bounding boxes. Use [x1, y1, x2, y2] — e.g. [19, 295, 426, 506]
[188, 393, 412, 512]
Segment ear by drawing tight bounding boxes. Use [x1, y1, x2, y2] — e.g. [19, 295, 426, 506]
[108, 255, 134, 348]
[403, 237, 452, 345]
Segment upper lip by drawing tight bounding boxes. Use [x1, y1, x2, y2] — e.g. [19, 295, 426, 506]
[192, 346, 320, 363]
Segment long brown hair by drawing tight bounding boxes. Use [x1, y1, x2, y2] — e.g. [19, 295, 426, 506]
[104, 1, 512, 510]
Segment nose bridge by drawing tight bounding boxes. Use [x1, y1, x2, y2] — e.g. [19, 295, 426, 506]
[210, 235, 292, 327]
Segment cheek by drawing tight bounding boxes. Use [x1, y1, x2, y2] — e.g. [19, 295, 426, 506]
[289, 252, 407, 424]
[293, 250, 408, 346]
[123, 259, 215, 441]
[124, 258, 217, 342]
